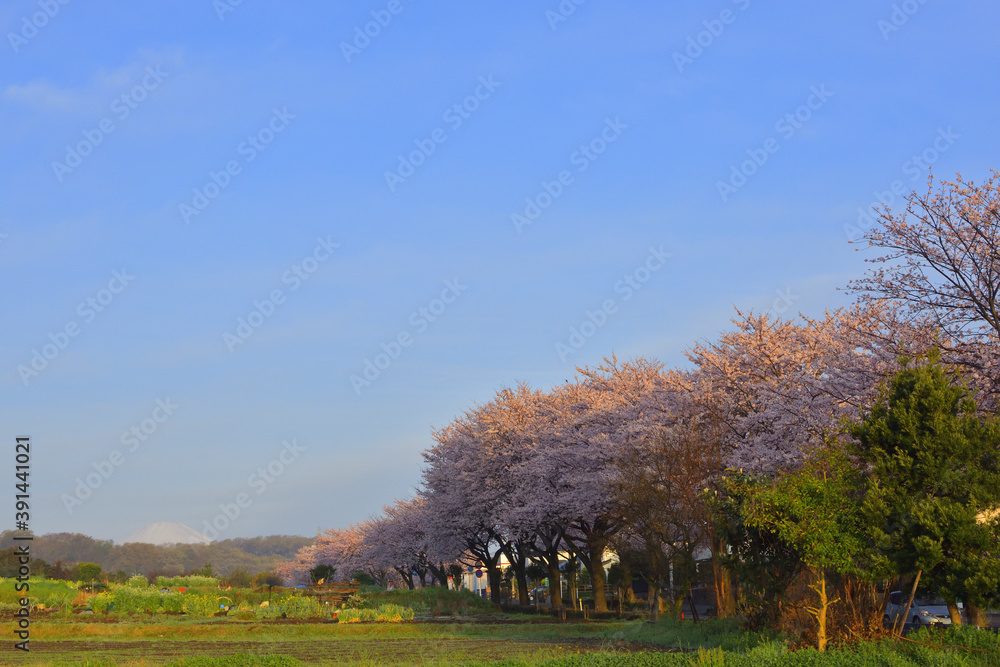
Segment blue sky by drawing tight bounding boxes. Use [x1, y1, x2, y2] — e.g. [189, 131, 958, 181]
[2, 0, 997, 543]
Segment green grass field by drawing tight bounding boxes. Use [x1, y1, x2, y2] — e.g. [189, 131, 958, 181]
[4, 584, 1000, 666]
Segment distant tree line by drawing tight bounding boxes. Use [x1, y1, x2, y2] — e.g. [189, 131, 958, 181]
[0, 532, 311, 580]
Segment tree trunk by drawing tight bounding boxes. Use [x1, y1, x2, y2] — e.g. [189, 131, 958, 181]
[395, 567, 415, 590]
[546, 559, 563, 608]
[811, 570, 831, 652]
[591, 557, 608, 613]
[620, 561, 636, 604]
[501, 544, 531, 606]
[650, 582, 661, 623]
[486, 565, 502, 605]
[671, 557, 694, 622]
[465, 532, 505, 604]
[966, 602, 986, 628]
[571, 539, 608, 613]
[710, 536, 734, 619]
[568, 569, 578, 610]
[670, 592, 684, 621]
[516, 568, 530, 606]
[947, 600, 963, 625]
[426, 562, 448, 588]
[564, 519, 616, 614]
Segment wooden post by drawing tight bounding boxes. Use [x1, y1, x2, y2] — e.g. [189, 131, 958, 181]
[894, 570, 922, 641]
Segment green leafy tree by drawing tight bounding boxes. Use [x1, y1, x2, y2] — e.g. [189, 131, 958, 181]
[31, 558, 49, 578]
[78, 562, 102, 585]
[352, 571, 377, 586]
[713, 476, 804, 631]
[252, 571, 284, 588]
[0, 547, 20, 578]
[851, 355, 1000, 626]
[223, 568, 253, 588]
[310, 564, 335, 584]
[447, 563, 465, 590]
[737, 446, 868, 650]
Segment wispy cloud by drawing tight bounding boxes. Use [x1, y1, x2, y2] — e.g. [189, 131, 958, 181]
[4, 80, 81, 112]
[5, 49, 184, 114]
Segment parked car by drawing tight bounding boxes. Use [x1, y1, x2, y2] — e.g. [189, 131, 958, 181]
[884, 591, 961, 627]
[528, 586, 547, 603]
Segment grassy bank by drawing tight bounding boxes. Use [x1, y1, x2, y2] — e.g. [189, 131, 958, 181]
[5, 586, 1000, 666]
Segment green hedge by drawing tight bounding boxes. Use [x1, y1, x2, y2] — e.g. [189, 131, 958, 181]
[336, 603, 414, 623]
[157, 575, 220, 588]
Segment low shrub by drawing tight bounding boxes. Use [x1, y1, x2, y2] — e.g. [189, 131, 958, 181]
[112, 586, 163, 613]
[345, 586, 492, 616]
[281, 596, 324, 619]
[157, 575, 220, 588]
[0, 578, 78, 609]
[182, 594, 222, 617]
[337, 603, 414, 623]
[161, 592, 185, 613]
[89, 593, 113, 613]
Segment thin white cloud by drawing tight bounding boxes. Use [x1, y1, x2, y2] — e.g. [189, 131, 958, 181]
[4, 80, 82, 112]
[4, 49, 184, 114]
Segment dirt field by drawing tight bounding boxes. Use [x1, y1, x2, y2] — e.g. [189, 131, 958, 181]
[1, 616, 673, 666]
[10, 636, 667, 665]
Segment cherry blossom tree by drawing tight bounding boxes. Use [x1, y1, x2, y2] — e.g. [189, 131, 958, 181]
[613, 377, 731, 618]
[685, 309, 891, 474]
[848, 172, 1000, 407]
[850, 171, 1000, 344]
[284, 521, 391, 588]
[275, 545, 314, 587]
[365, 497, 464, 589]
[557, 357, 677, 612]
[481, 385, 562, 606]
[422, 413, 511, 604]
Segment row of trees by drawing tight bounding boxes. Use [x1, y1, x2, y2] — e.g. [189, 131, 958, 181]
[282, 172, 1000, 648]
[0, 532, 312, 579]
